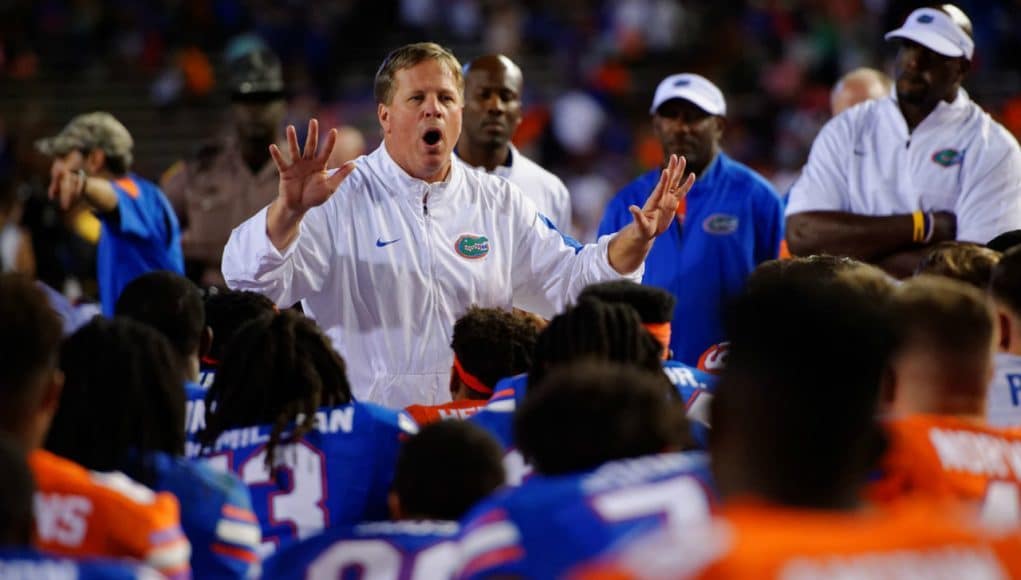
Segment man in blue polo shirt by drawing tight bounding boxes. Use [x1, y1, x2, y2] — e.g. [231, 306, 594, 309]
[599, 74, 784, 364]
[37, 112, 184, 315]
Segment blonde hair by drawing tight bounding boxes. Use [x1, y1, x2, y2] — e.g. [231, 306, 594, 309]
[373, 42, 464, 105]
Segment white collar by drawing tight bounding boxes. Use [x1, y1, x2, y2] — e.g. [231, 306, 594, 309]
[375, 142, 462, 197]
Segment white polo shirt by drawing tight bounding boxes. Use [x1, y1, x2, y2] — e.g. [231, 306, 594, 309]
[786, 90, 1021, 244]
[463, 144, 573, 232]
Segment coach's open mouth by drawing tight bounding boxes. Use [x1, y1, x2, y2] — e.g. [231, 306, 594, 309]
[422, 129, 442, 146]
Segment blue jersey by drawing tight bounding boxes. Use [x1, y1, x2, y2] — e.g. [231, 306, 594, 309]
[456, 452, 716, 579]
[190, 402, 418, 556]
[122, 451, 259, 579]
[0, 548, 156, 579]
[471, 366, 716, 467]
[263, 520, 461, 580]
[598, 153, 784, 364]
[664, 360, 716, 449]
[184, 381, 207, 441]
[97, 174, 184, 316]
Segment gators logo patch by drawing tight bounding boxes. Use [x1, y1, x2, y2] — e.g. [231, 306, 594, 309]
[931, 148, 962, 167]
[455, 234, 490, 259]
[917, 14, 934, 24]
[702, 214, 739, 235]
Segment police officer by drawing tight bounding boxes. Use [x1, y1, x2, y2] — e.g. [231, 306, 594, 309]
[162, 46, 287, 287]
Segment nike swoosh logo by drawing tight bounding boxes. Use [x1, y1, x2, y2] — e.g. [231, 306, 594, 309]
[376, 237, 401, 247]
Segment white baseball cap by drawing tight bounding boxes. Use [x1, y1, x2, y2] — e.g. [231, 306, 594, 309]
[884, 7, 974, 60]
[650, 73, 726, 117]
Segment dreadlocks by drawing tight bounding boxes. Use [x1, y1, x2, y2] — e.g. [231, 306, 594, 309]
[530, 297, 667, 391]
[199, 309, 354, 474]
[45, 317, 186, 472]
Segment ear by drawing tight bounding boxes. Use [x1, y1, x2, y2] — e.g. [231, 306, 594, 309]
[378, 103, 390, 135]
[85, 149, 106, 174]
[388, 490, 403, 521]
[957, 57, 971, 81]
[200, 326, 214, 360]
[999, 311, 1012, 351]
[40, 369, 64, 416]
[711, 116, 727, 139]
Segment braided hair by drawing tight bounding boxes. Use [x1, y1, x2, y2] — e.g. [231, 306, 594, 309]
[199, 310, 353, 474]
[529, 297, 667, 391]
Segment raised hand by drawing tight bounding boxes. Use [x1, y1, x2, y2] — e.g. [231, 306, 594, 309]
[48, 165, 87, 211]
[270, 119, 357, 213]
[627, 154, 696, 240]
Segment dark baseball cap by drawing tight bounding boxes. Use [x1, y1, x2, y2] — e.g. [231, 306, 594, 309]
[228, 47, 285, 100]
[35, 112, 134, 165]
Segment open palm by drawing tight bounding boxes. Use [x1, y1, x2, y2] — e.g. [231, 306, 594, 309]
[628, 154, 696, 240]
[270, 119, 356, 213]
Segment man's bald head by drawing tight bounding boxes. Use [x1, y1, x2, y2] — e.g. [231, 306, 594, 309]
[465, 54, 523, 92]
[459, 54, 525, 168]
[831, 68, 893, 116]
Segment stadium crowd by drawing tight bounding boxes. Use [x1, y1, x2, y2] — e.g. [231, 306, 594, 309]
[4, 2, 1021, 579]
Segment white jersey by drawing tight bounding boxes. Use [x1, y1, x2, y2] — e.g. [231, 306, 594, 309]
[987, 352, 1021, 427]
[786, 90, 1021, 244]
[222, 144, 639, 408]
[473, 144, 573, 232]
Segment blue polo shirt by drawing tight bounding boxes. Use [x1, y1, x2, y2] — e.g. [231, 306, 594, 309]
[97, 174, 184, 315]
[598, 153, 783, 364]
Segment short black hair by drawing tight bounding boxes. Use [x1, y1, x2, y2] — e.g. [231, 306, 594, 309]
[516, 361, 687, 476]
[987, 230, 1021, 254]
[915, 241, 1000, 291]
[200, 310, 354, 474]
[393, 421, 505, 520]
[452, 307, 537, 395]
[114, 271, 205, 360]
[0, 434, 34, 547]
[579, 280, 676, 323]
[530, 297, 667, 390]
[45, 318, 186, 474]
[204, 290, 276, 363]
[0, 274, 63, 432]
[712, 273, 898, 508]
[991, 246, 1021, 317]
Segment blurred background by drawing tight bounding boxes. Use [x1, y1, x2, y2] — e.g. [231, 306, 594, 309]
[2, 0, 1020, 295]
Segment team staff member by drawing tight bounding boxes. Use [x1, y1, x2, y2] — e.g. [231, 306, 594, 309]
[222, 43, 693, 408]
[786, 5, 1021, 278]
[456, 54, 572, 230]
[830, 67, 892, 116]
[37, 112, 184, 316]
[598, 74, 784, 365]
[162, 47, 287, 287]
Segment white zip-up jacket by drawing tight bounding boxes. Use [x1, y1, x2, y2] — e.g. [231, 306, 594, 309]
[223, 145, 642, 408]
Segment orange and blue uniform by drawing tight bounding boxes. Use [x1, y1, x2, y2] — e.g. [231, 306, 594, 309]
[29, 450, 191, 579]
[575, 500, 1021, 579]
[871, 414, 1021, 526]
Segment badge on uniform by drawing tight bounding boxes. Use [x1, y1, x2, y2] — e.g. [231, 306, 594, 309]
[455, 234, 490, 259]
[931, 149, 963, 168]
[702, 214, 739, 235]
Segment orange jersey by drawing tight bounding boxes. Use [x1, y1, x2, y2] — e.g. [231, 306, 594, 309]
[405, 399, 487, 426]
[870, 414, 1021, 523]
[30, 450, 191, 578]
[575, 500, 1021, 579]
